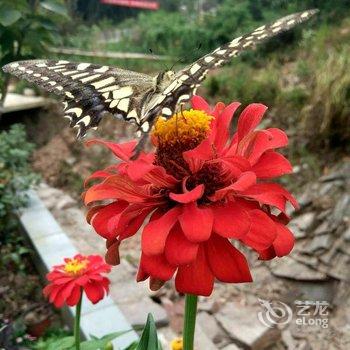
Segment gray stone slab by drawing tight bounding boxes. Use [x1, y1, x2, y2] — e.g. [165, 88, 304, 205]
[35, 232, 77, 269]
[19, 206, 63, 240]
[119, 298, 168, 328]
[216, 302, 281, 350]
[78, 304, 138, 349]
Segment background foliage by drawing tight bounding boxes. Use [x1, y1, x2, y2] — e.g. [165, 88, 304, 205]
[0, 124, 37, 235]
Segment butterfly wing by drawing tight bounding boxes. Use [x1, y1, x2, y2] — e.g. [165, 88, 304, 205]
[2, 60, 154, 136]
[145, 9, 318, 120]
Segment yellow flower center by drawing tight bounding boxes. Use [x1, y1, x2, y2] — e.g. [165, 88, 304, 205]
[153, 109, 213, 146]
[170, 338, 183, 350]
[64, 258, 88, 275]
[153, 110, 213, 179]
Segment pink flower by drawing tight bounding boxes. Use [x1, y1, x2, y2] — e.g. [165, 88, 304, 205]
[84, 96, 297, 296]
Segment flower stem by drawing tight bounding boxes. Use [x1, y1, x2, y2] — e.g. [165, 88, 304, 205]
[183, 294, 198, 350]
[74, 292, 83, 350]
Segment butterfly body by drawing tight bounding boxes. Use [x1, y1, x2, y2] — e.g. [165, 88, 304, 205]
[2, 10, 318, 142]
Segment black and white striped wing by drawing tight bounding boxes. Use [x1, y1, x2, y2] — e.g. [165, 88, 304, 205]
[2, 60, 153, 136]
[152, 9, 318, 116]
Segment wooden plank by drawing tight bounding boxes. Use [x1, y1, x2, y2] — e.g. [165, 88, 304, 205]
[49, 46, 171, 60]
[0, 93, 50, 114]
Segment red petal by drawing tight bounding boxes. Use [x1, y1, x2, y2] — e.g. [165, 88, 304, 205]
[239, 129, 289, 165]
[265, 128, 289, 148]
[142, 206, 181, 255]
[214, 102, 241, 151]
[258, 246, 276, 260]
[144, 166, 178, 188]
[273, 222, 295, 257]
[206, 234, 252, 283]
[105, 240, 120, 265]
[251, 151, 292, 179]
[117, 204, 155, 240]
[91, 201, 128, 239]
[179, 202, 213, 242]
[240, 183, 299, 213]
[139, 253, 176, 281]
[66, 286, 82, 306]
[84, 170, 113, 188]
[191, 95, 210, 113]
[165, 224, 199, 265]
[169, 184, 204, 203]
[237, 103, 267, 142]
[210, 172, 256, 201]
[126, 157, 155, 181]
[84, 282, 104, 304]
[183, 139, 213, 173]
[175, 245, 214, 296]
[242, 210, 277, 251]
[85, 139, 136, 161]
[212, 202, 250, 238]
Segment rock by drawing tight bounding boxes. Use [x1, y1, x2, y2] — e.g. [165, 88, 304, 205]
[296, 191, 313, 210]
[271, 257, 328, 281]
[56, 195, 76, 210]
[288, 222, 307, 239]
[198, 299, 220, 314]
[303, 234, 333, 255]
[327, 252, 350, 281]
[314, 221, 331, 235]
[119, 298, 168, 327]
[281, 330, 296, 349]
[197, 311, 225, 344]
[195, 324, 220, 350]
[320, 172, 346, 182]
[296, 340, 312, 350]
[344, 226, 350, 242]
[318, 182, 335, 196]
[292, 212, 316, 232]
[216, 302, 281, 350]
[316, 209, 332, 221]
[331, 194, 350, 228]
[221, 344, 241, 350]
[286, 280, 336, 303]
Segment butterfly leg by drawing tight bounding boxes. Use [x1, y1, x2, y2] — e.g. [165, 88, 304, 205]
[131, 131, 149, 160]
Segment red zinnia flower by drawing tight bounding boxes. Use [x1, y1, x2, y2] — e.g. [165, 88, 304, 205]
[84, 96, 298, 296]
[43, 254, 111, 307]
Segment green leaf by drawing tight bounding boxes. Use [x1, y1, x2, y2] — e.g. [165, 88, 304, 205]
[47, 336, 75, 350]
[0, 9, 22, 26]
[40, 0, 68, 18]
[80, 330, 132, 350]
[136, 314, 160, 350]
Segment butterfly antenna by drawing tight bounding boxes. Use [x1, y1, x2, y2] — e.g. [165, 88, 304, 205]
[149, 48, 169, 72]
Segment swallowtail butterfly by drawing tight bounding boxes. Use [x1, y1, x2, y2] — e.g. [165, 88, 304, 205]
[3, 10, 317, 150]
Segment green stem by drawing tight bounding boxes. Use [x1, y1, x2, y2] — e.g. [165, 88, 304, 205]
[183, 294, 198, 350]
[74, 291, 83, 350]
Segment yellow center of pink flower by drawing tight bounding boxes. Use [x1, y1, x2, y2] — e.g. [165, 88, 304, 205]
[153, 109, 213, 146]
[64, 258, 88, 275]
[153, 110, 213, 178]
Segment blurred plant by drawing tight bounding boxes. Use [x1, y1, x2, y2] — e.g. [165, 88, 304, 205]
[0, 124, 38, 236]
[0, 0, 69, 105]
[300, 46, 350, 149]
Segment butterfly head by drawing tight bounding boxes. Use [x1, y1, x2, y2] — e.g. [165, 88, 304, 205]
[154, 70, 175, 90]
